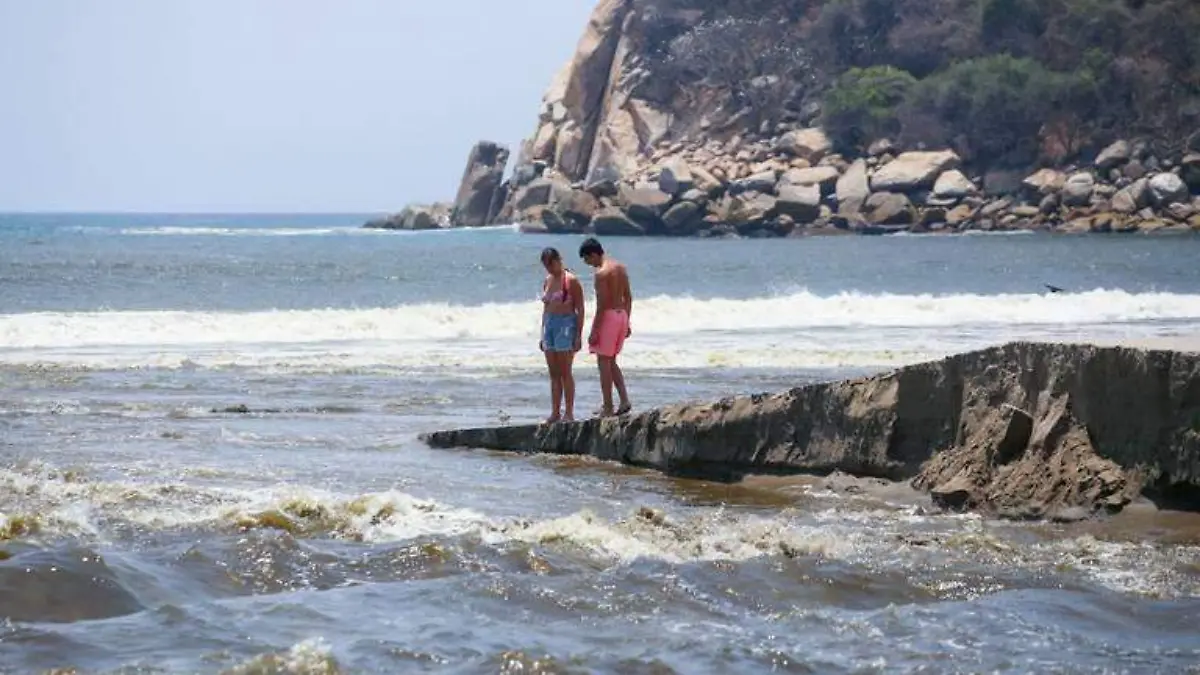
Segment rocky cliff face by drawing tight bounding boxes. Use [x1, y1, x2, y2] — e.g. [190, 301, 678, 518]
[496, 0, 1200, 238]
[423, 341, 1200, 520]
[521, 0, 688, 188]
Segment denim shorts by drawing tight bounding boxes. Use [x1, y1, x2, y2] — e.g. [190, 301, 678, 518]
[542, 313, 578, 352]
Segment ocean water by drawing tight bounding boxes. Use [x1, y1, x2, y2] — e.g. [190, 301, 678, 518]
[1, 213, 1199, 674]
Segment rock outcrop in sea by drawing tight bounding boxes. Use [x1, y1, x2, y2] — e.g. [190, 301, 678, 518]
[422, 341, 1200, 520]
[363, 202, 453, 231]
[365, 141, 514, 232]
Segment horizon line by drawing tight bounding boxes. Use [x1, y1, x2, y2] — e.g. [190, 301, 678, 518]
[0, 209, 393, 216]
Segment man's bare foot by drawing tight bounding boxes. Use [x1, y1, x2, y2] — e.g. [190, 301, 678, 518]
[616, 402, 632, 416]
[594, 407, 614, 418]
[563, 413, 575, 423]
[543, 413, 561, 425]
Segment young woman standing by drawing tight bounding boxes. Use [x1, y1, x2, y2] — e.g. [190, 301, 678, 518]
[538, 248, 585, 423]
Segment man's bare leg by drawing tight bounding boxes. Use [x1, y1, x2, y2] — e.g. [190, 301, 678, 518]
[559, 353, 576, 421]
[597, 356, 615, 415]
[612, 359, 631, 414]
[545, 352, 562, 422]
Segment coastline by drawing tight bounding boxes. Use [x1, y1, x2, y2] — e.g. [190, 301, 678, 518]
[366, 0, 1200, 240]
[502, 135, 1200, 239]
[366, 134, 1200, 238]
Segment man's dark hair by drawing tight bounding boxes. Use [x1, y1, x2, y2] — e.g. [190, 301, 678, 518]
[579, 238, 604, 258]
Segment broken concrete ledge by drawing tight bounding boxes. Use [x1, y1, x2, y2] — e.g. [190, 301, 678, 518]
[420, 341, 1200, 520]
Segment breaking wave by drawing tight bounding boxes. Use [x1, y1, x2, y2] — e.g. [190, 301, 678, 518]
[2, 289, 1198, 371]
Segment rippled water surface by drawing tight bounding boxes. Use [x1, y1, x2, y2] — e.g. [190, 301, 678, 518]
[2, 215, 1200, 673]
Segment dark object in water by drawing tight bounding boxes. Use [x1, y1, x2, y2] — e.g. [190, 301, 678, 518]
[1045, 284, 1065, 293]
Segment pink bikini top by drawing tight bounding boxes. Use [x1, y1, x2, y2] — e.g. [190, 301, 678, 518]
[542, 277, 572, 305]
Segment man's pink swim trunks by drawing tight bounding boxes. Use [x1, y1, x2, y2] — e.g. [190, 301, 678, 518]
[590, 309, 629, 358]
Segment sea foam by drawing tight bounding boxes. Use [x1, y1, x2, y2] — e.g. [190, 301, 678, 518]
[2, 289, 1198, 372]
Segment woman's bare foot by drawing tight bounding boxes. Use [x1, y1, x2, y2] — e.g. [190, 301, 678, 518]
[543, 413, 561, 425]
[616, 402, 632, 416]
[563, 413, 575, 423]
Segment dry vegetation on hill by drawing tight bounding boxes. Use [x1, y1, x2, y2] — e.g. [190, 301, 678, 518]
[637, 0, 1200, 168]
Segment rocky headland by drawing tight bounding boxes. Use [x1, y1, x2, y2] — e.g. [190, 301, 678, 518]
[371, 0, 1200, 237]
[422, 341, 1200, 521]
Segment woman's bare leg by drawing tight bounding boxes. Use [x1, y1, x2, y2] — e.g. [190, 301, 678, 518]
[559, 352, 576, 421]
[545, 351, 562, 422]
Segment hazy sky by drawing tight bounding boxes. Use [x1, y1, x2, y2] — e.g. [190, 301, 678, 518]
[0, 0, 594, 212]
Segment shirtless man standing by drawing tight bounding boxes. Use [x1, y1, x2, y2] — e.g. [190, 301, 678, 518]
[578, 238, 633, 417]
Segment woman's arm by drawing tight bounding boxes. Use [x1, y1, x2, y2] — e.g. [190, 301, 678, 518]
[539, 277, 548, 351]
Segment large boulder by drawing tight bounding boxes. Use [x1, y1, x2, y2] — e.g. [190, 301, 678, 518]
[555, 187, 600, 228]
[451, 141, 511, 228]
[1110, 179, 1149, 214]
[836, 159, 871, 214]
[658, 157, 694, 196]
[1022, 169, 1067, 197]
[732, 170, 779, 195]
[863, 192, 915, 226]
[591, 208, 646, 236]
[513, 177, 559, 212]
[869, 151, 961, 192]
[1060, 172, 1096, 207]
[774, 128, 832, 163]
[718, 191, 777, 228]
[779, 166, 840, 195]
[1148, 172, 1190, 207]
[945, 203, 977, 227]
[1094, 140, 1131, 171]
[1123, 160, 1149, 181]
[618, 182, 673, 230]
[662, 200, 705, 235]
[932, 170, 977, 200]
[774, 184, 822, 224]
[517, 206, 586, 235]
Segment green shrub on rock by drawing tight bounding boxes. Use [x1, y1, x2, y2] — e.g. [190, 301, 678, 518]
[821, 65, 917, 151]
[901, 55, 1075, 165]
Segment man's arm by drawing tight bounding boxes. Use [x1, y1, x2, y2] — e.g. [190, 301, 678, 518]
[571, 275, 586, 350]
[589, 269, 606, 345]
